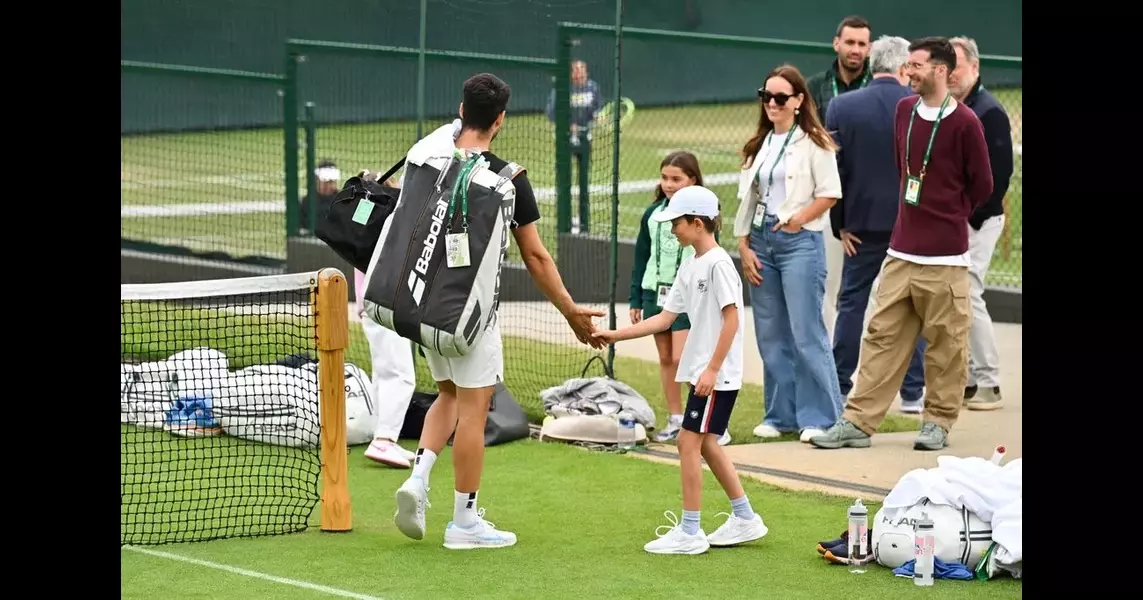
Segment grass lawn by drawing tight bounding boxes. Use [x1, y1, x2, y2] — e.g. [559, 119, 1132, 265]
[121, 89, 1022, 288]
[121, 439, 1021, 599]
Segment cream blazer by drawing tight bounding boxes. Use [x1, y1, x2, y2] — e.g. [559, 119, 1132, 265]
[733, 127, 843, 239]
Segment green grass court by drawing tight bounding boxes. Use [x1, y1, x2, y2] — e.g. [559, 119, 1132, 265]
[121, 90, 1022, 289]
[121, 438, 1022, 599]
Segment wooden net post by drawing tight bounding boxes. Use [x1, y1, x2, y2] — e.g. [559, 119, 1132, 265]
[314, 268, 352, 532]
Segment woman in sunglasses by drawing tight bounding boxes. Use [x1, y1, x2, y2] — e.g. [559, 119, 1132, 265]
[733, 64, 844, 443]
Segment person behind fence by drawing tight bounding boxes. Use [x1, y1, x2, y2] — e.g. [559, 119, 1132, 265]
[628, 151, 727, 447]
[810, 37, 993, 452]
[947, 35, 1014, 412]
[299, 159, 340, 234]
[593, 185, 768, 556]
[393, 73, 606, 550]
[734, 64, 845, 444]
[546, 59, 601, 234]
[824, 35, 926, 414]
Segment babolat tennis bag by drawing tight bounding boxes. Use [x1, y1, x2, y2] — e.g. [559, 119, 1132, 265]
[364, 150, 524, 357]
[315, 158, 405, 274]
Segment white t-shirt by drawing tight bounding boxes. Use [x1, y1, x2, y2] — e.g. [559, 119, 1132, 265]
[756, 130, 790, 216]
[662, 246, 745, 391]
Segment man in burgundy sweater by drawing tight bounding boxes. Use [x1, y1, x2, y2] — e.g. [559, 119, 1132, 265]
[811, 36, 992, 452]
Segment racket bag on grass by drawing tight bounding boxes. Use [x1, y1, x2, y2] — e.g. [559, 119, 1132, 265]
[363, 150, 523, 358]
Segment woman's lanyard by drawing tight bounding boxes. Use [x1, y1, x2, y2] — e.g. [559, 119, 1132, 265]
[904, 93, 951, 180]
[760, 128, 796, 207]
[655, 203, 683, 283]
[831, 69, 872, 97]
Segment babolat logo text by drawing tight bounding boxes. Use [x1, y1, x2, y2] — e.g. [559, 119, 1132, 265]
[408, 191, 449, 305]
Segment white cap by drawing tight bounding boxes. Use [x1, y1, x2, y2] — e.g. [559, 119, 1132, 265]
[315, 166, 341, 182]
[649, 185, 720, 223]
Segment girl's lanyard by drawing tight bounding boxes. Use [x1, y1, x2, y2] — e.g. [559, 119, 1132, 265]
[654, 203, 684, 307]
[751, 128, 796, 228]
[902, 93, 951, 206]
[831, 68, 873, 97]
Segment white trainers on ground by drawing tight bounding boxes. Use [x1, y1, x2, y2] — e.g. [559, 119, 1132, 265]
[799, 428, 825, 443]
[706, 512, 769, 547]
[654, 422, 681, 442]
[753, 423, 782, 439]
[643, 511, 710, 555]
[394, 476, 430, 540]
[365, 439, 413, 468]
[443, 508, 518, 550]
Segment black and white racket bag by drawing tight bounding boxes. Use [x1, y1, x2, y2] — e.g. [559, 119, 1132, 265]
[363, 149, 523, 358]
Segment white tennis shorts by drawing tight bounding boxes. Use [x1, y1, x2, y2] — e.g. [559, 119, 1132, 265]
[424, 322, 504, 389]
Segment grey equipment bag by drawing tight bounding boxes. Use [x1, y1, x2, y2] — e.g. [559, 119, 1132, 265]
[363, 150, 524, 357]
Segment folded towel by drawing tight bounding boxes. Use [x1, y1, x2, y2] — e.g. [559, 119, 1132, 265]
[892, 557, 975, 581]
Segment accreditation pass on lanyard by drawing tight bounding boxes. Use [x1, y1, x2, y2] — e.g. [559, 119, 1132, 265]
[445, 232, 471, 268]
[903, 93, 950, 207]
[752, 128, 795, 228]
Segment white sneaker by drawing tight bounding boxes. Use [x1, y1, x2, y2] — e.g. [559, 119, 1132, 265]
[717, 430, 731, 446]
[799, 428, 825, 443]
[706, 512, 769, 547]
[900, 399, 923, 414]
[394, 476, 430, 540]
[753, 423, 781, 438]
[443, 508, 517, 550]
[643, 511, 710, 555]
[365, 439, 412, 468]
[654, 422, 682, 442]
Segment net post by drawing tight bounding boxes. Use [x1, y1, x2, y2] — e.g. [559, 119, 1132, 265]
[314, 267, 352, 532]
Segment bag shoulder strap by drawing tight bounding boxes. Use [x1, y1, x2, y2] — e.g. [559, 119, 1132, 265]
[379, 157, 406, 184]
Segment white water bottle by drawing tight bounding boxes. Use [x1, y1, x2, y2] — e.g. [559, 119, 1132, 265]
[847, 499, 869, 569]
[913, 512, 935, 586]
[616, 410, 637, 451]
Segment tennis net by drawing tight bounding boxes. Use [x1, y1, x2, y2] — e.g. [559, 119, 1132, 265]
[120, 269, 352, 546]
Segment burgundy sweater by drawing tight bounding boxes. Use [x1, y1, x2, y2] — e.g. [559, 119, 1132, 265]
[891, 97, 993, 256]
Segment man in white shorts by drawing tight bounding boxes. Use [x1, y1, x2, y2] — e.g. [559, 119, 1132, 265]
[392, 73, 605, 550]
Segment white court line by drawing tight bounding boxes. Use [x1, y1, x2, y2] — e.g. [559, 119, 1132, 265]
[123, 546, 384, 600]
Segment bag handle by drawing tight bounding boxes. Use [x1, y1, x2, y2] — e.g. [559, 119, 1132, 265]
[378, 157, 406, 185]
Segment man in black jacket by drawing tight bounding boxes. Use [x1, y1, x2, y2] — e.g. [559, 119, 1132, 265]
[948, 36, 1014, 412]
[806, 15, 873, 127]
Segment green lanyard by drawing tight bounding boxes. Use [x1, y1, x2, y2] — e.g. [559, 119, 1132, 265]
[904, 93, 951, 179]
[831, 68, 872, 98]
[447, 154, 485, 232]
[762, 128, 796, 203]
[654, 202, 683, 282]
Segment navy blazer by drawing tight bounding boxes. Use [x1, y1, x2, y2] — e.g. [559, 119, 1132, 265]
[824, 77, 915, 241]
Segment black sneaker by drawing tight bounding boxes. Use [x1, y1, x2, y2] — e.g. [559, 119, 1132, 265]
[820, 529, 874, 562]
[816, 530, 846, 554]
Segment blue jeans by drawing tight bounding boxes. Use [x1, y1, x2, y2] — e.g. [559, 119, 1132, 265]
[832, 239, 925, 401]
[749, 217, 843, 431]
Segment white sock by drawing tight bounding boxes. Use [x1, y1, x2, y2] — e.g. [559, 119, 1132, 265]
[453, 490, 479, 526]
[412, 449, 437, 488]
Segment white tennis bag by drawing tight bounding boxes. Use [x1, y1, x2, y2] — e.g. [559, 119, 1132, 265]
[872, 500, 993, 568]
[363, 147, 522, 358]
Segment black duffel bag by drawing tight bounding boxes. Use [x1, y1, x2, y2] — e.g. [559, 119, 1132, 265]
[315, 157, 405, 274]
[400, 381, 530, 447]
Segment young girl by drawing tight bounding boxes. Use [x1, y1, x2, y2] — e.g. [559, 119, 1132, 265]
[596, 185, 768, 555]
[629, 152, 730, 446]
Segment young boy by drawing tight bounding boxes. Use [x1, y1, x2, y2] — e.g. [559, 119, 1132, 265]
[593, 185, 769, 555]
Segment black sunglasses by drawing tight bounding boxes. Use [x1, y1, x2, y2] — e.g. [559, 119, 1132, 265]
[757, 89, 796, 106]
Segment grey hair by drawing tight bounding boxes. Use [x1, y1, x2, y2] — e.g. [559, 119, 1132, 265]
[869, 35, 911, 74]
[950, 36, 980, 65]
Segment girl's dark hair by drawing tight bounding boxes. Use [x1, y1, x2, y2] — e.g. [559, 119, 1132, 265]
[653, 151, 704, 204]
[741, 64, 838, 167]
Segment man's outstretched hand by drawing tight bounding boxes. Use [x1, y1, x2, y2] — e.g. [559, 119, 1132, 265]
[564, 305, 607, 349]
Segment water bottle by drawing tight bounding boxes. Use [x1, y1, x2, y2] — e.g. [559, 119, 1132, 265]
[913, 512, 935, 587]
[616, 410, 637, 451]
[847, 499, 869, 571]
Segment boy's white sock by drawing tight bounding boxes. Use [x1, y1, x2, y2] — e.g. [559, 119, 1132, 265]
[453, 490, 479, 527]
[412, 449, 437, 487]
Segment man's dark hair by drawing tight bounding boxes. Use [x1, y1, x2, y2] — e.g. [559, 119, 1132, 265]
[909, 36, 957, 72]
[835, 15, 871, 37]
[461, 73, 511, 132]
[318, 159, 337, 169]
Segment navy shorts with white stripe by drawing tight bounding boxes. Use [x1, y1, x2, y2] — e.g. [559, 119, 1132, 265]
[680, 385, 739, 436]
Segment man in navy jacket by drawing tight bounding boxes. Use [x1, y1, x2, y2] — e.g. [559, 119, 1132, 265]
[825, 35, 925, 412]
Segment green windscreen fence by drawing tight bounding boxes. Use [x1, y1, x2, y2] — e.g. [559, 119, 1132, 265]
[286, 38, 620, 419]
[120, 62, 287, 264]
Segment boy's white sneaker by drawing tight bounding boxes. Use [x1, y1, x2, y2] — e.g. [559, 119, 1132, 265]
[643, 511, 710, 555]
[706, 512, 769, 547]
[443, 508, 517, 550]
[393, 476, 430, 540]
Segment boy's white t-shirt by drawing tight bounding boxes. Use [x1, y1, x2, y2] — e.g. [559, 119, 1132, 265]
[662, 246, 745, 391]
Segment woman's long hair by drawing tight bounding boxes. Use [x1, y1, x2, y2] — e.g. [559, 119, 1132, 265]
[741, 64, 837, 168]
[652, 150, 704, 204]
